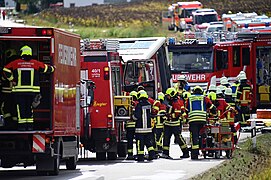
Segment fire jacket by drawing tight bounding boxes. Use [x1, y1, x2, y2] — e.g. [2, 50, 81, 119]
[3, 59, 54, 93]
[225, 96, 239, 124]
[133, 98, 152, 133]
[231, 82, 239, 99]
[152, 100, 167, 128]
[215, 98, 231, 119]
[186, 94, 216, 123]
[164, 98, 185, 126]
[126, 100, 138, 128]
[236, 82, 253, 106]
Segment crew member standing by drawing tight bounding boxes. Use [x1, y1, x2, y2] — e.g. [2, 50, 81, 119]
[133, 90, 155, 162]
[186, 86, 216, 160]
[0, 49, 19, 130]
[161, 87, 189, 159]
[152, 92, 167, 154]
[126, 91, 138, 160]
[3, 45, 55, 130]
[236, 73, 253, 126]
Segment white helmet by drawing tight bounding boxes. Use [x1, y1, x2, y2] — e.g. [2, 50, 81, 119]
[239, 71, 246, 76]
[177, 75, 187, 81]
[217, 84, 226, 92]
[208, 84, 216, 91]
[239, 73, 247, 80]
[221, 78, 229, 85]
[216, 88, 223, 95]
[225, 88, 232, 96]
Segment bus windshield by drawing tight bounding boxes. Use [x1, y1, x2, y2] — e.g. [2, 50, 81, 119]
[170, 50, 213, 73]
[194, 14, 218, 24]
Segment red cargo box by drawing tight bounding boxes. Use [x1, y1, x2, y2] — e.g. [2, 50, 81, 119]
[257, 109, 271, 119]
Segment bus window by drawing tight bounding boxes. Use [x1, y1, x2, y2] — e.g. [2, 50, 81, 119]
[242, 47, 250, 66]
[233, 46, 241, 67]
[216, 50, 228, 70]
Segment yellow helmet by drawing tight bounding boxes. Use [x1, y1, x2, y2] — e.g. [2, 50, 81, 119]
[193, 86, 203, 94]
[183, 91, 191, 100]
[137, 90, 148, 99]
[130, 91, 138, 99]
[158, 92, 165, 101]
[225, 88, 232, 96]
[5, 49, 17, 59]
[208, 91, 217, 101]
[20, 45, 32, 56]
[165, 87, 177, 97]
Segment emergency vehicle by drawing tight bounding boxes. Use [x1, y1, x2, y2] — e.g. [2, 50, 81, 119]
[80, 39, 128, 160]
[169, 31, 271, 110]
[164, 1, 202, 32]
[116, 37, 172, 98]
[0, 27, 81, 175]
[231, 17, 271, 32]
[192, 8, 219, 31]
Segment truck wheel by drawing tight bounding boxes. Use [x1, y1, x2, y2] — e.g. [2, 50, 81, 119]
[66, 156, 77, 170]
[117, 143, 127, 158]
[107, 152, 117, 160]
[96, 152, 106, 161]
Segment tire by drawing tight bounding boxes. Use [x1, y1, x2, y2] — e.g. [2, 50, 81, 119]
[66, 156, 77, 170]
[96, 152, 106, 161]
[107, 152, 117, 160]
[117, 143, 127, 158]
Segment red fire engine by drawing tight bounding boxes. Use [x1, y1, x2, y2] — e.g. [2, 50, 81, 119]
[0, 27, 81, 175]
[80, 39, 128, 160]
[169, 32, 271, 110]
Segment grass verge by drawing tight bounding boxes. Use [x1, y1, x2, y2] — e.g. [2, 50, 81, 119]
[192, 133, 271, 180]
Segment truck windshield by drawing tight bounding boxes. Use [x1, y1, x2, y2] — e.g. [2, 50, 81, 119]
[195, 14, 218, 24]
[180, 8, 197, 18]
[170, 50, 213, 73]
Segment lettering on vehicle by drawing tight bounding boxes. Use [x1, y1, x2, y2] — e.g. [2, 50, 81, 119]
[58, 44, 77, 66]
[173, 74, 206, 82]
[93, 101, 107, 107]
[91, 68, 101, 78]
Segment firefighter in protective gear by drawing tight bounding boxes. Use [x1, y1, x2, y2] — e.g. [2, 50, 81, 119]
[207, 84, 217, 102]
[174, 75, 191, 98]
[236, 73, 252, 126]
[231, 75, 240, 101]
[161, 87, 189, 159]
[0, 49, 19, 130]
[217, 84, 226, 96]
[224, 88, 239, 145]
[152, 92, 167, 153]
[133, 90, 155, 161]
[3, 45, 55, 131]
[214, 89, 231, 120]
[220, 77, 231, 88]
[186, 86, 216, 160]
[126, 91, 138, 160]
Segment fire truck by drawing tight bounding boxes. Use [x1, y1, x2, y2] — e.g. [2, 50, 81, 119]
[169, 31, 271, 110]
[0, 27, 81, 175]
[164, 1, 202, 32]
[116, 37, 172, 98]
[80, 39, 128, 160]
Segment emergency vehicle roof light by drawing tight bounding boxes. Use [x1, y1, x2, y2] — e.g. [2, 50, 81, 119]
[265, 22, 270, 27]
[37, 28, 53, 36]
[244, 23, 249, 28]
[168, 37, 176, 45]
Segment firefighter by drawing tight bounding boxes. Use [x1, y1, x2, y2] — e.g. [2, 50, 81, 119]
[207, 84, 217, 102]
[3, 45, 55, 131]
[220, 77, 231, 88]
[231, 75, 240, 101]
[236, 73, 253, 126]
[224, 88, 239, 145]
[152, 92, 167, 154]
[186, 86, 216, 160]
[125, 91, 137, 160]
[174, 75, 190, 98]
[215, 89, 231, 119]
[160, 87, 189, 159]
[133, 90, 155, 162]
[137, 85, 155, 105]
[0, 49, 19, 130]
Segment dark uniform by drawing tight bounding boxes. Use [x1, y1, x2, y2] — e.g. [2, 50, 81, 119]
[126, 91, 137, 160]
[161, 87, 189, 159]
[236, 74, 252, 126]
[152, 92, 167, 153]
[186, 86, 216, 159]
[3, 45, 54, 130]
[133, 90, 155, 161]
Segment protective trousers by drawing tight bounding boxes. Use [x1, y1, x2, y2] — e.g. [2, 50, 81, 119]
[240, 106, 250, 126]
[135, 133, 155, 161]
[189, 121, 205, 156]
[163, 125, 187, 156]
[126, 127, 135, 156]
[230, 124, 238, 144]
[1, 93, 17, 130]
[15, 93, 36, 129]
[155, 127, 163, 152]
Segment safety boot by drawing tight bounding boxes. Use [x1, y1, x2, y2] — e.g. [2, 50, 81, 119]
[180, 149, 190, 158]
[126, 155, 134, 160]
